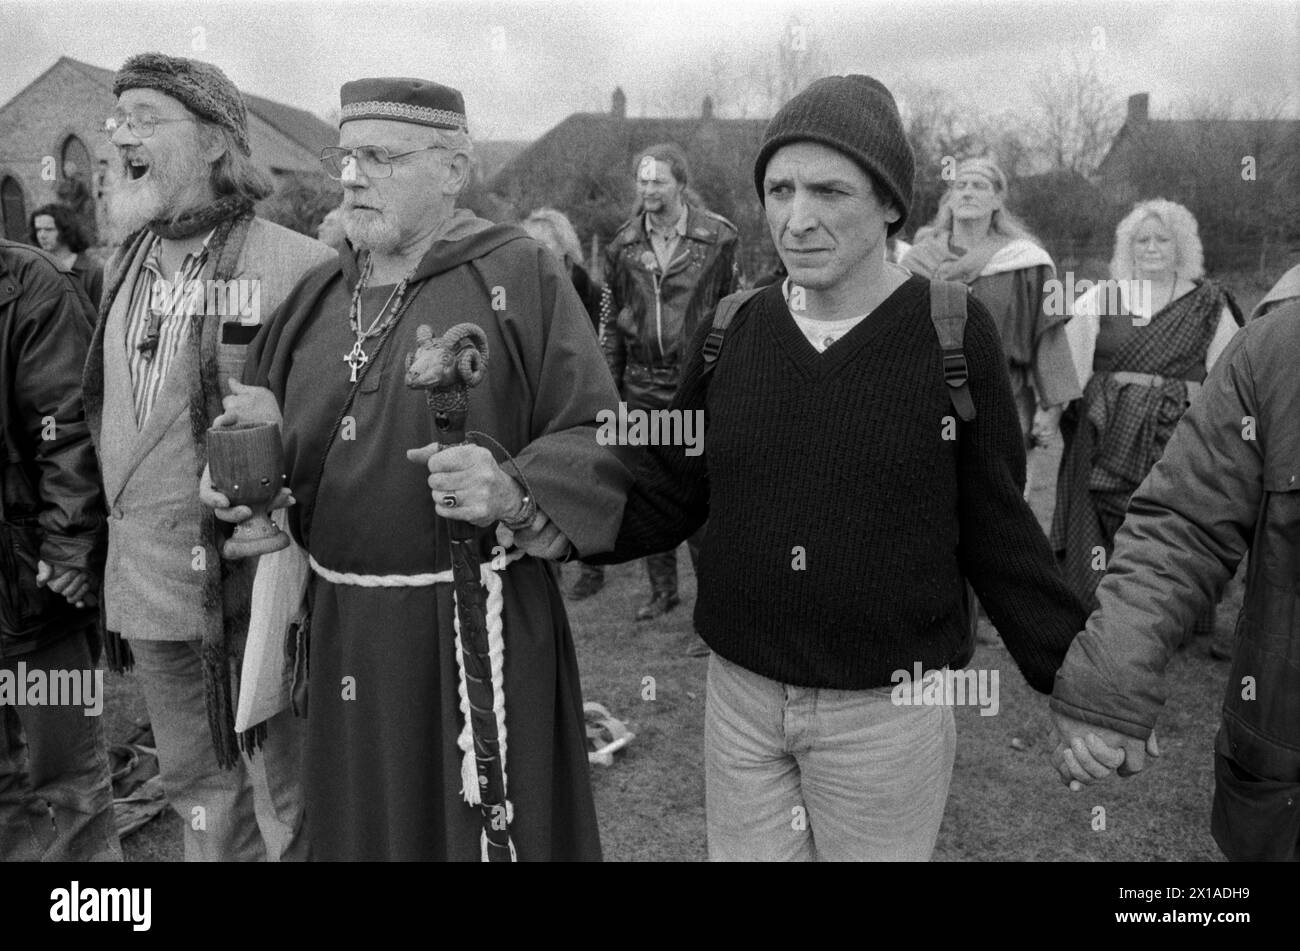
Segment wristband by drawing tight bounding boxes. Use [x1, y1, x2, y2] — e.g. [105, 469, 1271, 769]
[501, 489, 538, 531]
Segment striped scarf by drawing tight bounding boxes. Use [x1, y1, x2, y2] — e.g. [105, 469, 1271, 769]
[84, 196, 261, 768]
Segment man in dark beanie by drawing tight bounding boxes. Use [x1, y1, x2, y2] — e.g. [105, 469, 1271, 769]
[86, 52, 332, 860]
[573, 74, 1089, 859]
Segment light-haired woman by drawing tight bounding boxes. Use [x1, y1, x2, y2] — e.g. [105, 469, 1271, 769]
[903, 156, 1080, 447]
[521, 207, 602, 333]
[1052, 198, 1242, 646]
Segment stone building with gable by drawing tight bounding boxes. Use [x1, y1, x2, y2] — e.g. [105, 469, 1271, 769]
[1094, 92, 1300, 270]
[0, 56, 336, 243]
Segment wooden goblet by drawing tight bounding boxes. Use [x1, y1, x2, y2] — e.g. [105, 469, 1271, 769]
[207, 422, 290, 559]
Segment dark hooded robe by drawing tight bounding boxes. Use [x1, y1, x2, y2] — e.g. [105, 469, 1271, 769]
[246, 211, 630, 860]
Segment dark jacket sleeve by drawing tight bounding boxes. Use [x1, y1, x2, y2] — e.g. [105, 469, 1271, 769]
[715, 228, 741, 300]
[505, 247, 632, 558]
[600, 244, 627, 392]
[8, 265, 105, 574]
[955, 294, 1090, 692]
[585, 315, 713, 563]
[82, 258, 104, 312]
[570, 262, 603, 335]
[1051, 327, 1262, 737]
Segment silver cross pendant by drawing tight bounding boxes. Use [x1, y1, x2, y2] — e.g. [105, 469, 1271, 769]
[343, 341, 369, 383]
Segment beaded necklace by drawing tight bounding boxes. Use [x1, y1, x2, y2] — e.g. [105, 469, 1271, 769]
[344, 253, 417, 382]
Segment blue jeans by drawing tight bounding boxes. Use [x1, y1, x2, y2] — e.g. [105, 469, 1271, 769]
[705, 653, 956, 861]
[0, 631, 122, 861]
[129, 638, 307, 861]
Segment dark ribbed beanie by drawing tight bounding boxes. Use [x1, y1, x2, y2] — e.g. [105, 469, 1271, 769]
[753, 75, 914, 236]
[113, 53, 251, 156]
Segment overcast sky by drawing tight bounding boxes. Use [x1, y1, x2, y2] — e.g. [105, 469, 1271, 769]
[2, 0, 1296, 141]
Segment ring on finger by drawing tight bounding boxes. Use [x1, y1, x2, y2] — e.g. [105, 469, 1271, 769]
[442, 493, 458, 508]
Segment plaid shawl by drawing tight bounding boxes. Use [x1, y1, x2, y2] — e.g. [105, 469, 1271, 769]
[1051, 280, 1227, 608]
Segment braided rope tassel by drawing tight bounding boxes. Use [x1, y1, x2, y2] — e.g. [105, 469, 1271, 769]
[306, 548, 523, 860]
[451, 549, 522, 861]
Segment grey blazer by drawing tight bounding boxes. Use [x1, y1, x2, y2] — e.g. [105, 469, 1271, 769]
[92, 218, 334, 641]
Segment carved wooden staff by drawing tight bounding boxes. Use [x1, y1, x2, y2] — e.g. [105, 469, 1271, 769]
[404, 322, 514, 862]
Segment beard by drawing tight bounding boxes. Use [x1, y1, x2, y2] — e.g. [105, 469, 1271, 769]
[342, 207, 402, 254]
[106, 140, 214, 239]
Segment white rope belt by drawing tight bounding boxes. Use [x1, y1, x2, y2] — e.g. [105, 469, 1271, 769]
[309, 547, 525, 859]
[1110, 370, 1202, 401]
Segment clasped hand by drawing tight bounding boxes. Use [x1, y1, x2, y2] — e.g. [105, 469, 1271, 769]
[1030, 404, 1063, 448]
[36, 561, 96, 609]
[1048, 711, 1160, 791]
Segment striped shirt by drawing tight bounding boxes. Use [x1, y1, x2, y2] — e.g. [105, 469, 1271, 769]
[123, 232, 212, 425]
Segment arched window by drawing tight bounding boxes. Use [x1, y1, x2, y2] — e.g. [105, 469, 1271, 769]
[0, 176, 27, 241]
[61, 135, 92, 185]
[57, 135, 98, 243]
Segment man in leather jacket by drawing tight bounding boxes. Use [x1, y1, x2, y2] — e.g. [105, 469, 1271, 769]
[602, 143, 740, 640]
[0, 239, 119, 860]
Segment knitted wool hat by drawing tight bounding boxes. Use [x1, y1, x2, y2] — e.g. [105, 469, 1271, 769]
[753, 75, 914, 236]
[113, 53, 251, 155]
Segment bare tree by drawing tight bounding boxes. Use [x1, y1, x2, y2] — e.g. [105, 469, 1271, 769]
[743, 57, 779, 118]
[984, 115, 1042, 178]
[1107, 94, 1300, 274]
[769, 15, 833, 109]
[893, 80, 983, 232]
[1026, 49, 1124, 176]
[707, 47, 734, 117]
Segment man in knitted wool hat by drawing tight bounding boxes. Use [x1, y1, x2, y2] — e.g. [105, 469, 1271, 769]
[86, 52, 332, 861]
[575, 74, 1089, 860]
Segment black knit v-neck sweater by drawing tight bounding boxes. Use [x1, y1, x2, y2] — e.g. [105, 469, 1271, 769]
[594, 275, 1088, 692]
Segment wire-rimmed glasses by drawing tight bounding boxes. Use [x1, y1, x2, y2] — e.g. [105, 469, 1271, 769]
[319, 144, 448, 180]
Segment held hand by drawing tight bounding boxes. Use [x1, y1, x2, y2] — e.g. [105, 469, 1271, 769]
[199, 463, 294, 524]
[1048, 711, 1160, 790]
[36, 560, 97, 609]
[495, 512, 572, 561]
[1030, 405, 1064, 447]
[213, 380, 282, 429]
[406, 443, 523, 528]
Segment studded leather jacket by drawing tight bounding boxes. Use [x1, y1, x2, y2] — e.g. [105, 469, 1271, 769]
[601, 205, 740, 407]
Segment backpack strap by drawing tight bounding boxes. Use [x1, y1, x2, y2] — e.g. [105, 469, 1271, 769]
[931, 280, 975, 422]
[701, 287, 763, 372]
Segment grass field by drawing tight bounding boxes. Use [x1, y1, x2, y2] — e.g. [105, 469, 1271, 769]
[97, 264, 1281, 861]
[572, 442, 1235, 862]
[111, 439, 1239, 862]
